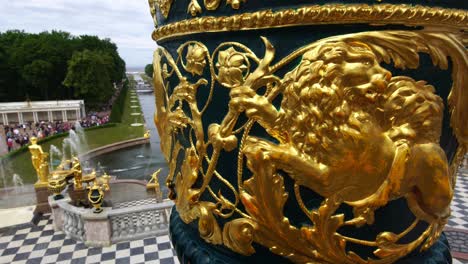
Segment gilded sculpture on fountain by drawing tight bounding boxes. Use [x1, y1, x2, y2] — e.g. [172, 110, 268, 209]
[71, 157, 83, 189]
[152, 28, 467, 263]
[28, 137, 106, 201]
[147, 168, 163, 201]
[144, 130, 151, 139]
[28, 137, 49, 187]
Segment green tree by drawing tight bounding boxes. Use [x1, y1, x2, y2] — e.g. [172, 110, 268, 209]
[145, 63, 153, 78]
[63, 50, 114, 106]
[0, 46, 9, 99]
[0, 30, 125, 107]
[22, 60, 53, 100]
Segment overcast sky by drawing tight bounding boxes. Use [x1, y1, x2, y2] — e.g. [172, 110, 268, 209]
[0, 0, 156, 68]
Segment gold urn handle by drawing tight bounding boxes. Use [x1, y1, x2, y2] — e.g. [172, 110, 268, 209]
[87, 180, 105, 213]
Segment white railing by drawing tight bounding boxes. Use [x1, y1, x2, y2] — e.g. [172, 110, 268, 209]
[109, 200, 172, 243]
[60, 203, 86, 241]
[49, 195, 174, 247]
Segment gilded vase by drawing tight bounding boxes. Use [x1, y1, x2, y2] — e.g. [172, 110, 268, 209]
[148, 1, 467, 263]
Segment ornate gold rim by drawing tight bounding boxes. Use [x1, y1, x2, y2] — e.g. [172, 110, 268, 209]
[152, 4, 468, 41]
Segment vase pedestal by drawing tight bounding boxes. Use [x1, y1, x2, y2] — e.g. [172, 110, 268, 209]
[33, 185, 50, 215]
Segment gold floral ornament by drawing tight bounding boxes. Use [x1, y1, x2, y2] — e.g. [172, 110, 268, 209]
[185, 44, 207, 76]
[216, 47, 249, 87]
[153, 30, 467, 263]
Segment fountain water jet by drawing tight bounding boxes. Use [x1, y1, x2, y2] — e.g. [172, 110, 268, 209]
[74, 121, 88, 150]
[0, 160, 7, 190]
[49, 145, 62, 171]
[12, 174, 24, 193]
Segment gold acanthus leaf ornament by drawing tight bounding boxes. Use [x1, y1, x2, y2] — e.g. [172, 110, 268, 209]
[148, 0, 173, 25]
[153, 30, 467, 263]
[188, 0, 247, 16]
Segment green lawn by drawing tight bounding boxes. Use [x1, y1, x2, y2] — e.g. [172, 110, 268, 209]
[0, 88, 145, 187]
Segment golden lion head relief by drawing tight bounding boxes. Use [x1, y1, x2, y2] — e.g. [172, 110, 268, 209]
[234, 40, 450, 223]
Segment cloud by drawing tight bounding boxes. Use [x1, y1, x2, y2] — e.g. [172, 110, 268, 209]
[0, 0, 156, 68]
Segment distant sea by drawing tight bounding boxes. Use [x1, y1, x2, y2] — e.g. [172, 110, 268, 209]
[126, 66, 144, 73]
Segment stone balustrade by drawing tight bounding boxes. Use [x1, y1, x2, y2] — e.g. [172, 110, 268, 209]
[49, 195, 173, 247]
[109, 199, 171, 243]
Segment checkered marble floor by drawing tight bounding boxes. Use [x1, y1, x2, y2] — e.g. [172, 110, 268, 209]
[0, 215, 179, 264]
[447, 168, 468, 230]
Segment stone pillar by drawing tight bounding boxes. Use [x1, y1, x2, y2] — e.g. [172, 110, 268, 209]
[81, 103, 86, 119]
[18, 112, 23, 124]
[34, 186, 51, 215]
[1, 114, 6, 125]
[49, 196, 71, 232]
[76, 109, 80, 120]
[33, 112, 38, 123]
[62, 110, 67, 122]
[47, 111, 52, 122]
[82, 209, 112, 247]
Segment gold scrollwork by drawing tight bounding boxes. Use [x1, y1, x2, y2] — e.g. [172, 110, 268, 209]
[149, 0, 247, 21]
[151, 4, 468, 41]
[148, 0, 174, 26]
[153, 30, 467, 263]
[188, 0, 247, 16]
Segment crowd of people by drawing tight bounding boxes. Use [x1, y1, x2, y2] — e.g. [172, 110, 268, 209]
[1, 114, 110, 153]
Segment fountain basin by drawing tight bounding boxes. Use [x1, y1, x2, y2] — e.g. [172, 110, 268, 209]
[49, 182, 173, 247]
[79, 137, 149, 161]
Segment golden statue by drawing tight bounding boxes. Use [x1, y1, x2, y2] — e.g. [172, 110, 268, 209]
[70, 157, 83, 190]
[28, 137, 49, 188]
[144, 130, 151, 139]
[147, 168, 162, 201]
